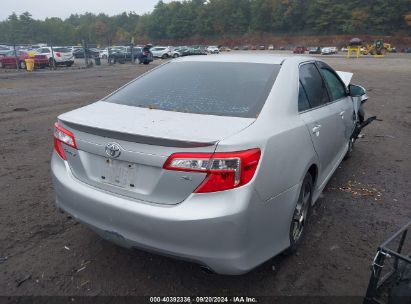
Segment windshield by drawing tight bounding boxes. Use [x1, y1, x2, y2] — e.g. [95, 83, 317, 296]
[105, 61, 281, 118]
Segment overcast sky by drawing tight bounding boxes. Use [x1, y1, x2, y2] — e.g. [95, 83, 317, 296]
[0, 0, 175, 21]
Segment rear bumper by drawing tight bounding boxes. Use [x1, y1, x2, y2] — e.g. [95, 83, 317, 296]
[51, 153, 299, 274]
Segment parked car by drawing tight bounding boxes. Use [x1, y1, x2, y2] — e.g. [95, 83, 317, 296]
[150, 46, 172, 59]
[179, 47, 207, 56]
[308, 46, 321, 54]
[321, 46, 338, 55]
[72, 48, 100, 59]
[108, 46, 153, 64]
[219, 46, 231, 52]
[52, 54, 372, 275]
[171, 49, 182, 58]
[268, 45, 274, 50]
[99, 48, 109, 59]
[0, 45, 12, 57]
[259, 45, 265, 50]
[293, 46, 306, 54]
[206, 46, 220, 54]
[242, 45, 249, 50]
[0, 50, 48, 69]
[36, 47, 74, 67]
[233, 46, 240, 50]
[340, 47, 348, 52]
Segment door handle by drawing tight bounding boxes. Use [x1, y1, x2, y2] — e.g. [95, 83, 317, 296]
[312, 124, 322, 136]
[339, 110, 345, 118]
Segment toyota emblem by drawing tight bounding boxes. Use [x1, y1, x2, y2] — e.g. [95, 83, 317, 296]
[105, 142, 122, 158]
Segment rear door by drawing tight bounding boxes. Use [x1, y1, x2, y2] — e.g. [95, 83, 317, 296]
[298, 62, 341, 186]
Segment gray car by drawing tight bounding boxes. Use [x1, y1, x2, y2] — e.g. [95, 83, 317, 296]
[51, 54, 369, 275]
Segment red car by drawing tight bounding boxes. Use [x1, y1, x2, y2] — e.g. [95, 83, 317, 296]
[0, 50, 49, 69]
[293, 46, 306, 54]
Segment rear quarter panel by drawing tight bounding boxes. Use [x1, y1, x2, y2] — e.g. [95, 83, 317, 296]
[216, 57, 318, 202]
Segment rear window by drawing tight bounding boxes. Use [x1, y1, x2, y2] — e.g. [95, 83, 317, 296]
[53, 47, 70, 53]
[105, 62, 280, 118]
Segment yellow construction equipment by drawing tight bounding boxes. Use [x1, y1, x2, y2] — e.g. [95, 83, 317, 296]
[362, 40, 392, 57]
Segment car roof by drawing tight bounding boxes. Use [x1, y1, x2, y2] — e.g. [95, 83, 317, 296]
[174, 54, 315, 65]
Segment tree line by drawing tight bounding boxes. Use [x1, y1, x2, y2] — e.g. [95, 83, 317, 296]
[0, 0, 410, 46]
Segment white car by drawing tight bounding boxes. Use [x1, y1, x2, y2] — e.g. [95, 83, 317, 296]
[322, 47, 338, 55]
[150, 46, 172, 59]
[99, 48, 109, 59]
[36, 46, 74, 67]
[206, 46, 220, 54]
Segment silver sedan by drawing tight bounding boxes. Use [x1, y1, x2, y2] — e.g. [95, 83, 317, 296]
[51, 54, 369, 275]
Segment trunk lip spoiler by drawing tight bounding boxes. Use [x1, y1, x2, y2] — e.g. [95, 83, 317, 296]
[59, 120, 218, 148]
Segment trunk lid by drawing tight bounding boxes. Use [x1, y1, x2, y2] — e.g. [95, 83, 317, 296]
[58, 102, 255, 205]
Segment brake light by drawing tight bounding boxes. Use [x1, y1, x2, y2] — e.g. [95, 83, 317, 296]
[55, 52, 61, 57]
[163, 149, 261, 193]
[53, 122, 77, 160]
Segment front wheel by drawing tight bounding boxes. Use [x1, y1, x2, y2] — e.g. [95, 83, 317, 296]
[162, 54, 169, 59]
[285, 173, 313, 254]
[344, 137, 355, 160]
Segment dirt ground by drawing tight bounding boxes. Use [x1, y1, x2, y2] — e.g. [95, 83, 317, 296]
[0, 53, 410, 299]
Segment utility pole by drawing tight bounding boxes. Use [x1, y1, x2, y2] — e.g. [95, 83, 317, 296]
[50, 43, 56, 70]
[131, 37, 135, 64]
[13, 44, 18, 71]
[82, 40, 88, 67]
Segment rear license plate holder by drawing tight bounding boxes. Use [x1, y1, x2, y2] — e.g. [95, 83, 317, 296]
[101, 158, 137, 188]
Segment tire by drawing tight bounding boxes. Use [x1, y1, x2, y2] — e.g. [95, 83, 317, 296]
[173, 53, 179, 58]
[344, 137, 355, 160]
[19, 61, 26, 69]
[143, 61, 149, 65]
[162, 54, 169, 59]
[66, 62, 73, 67]
[285, 173, 313, 254]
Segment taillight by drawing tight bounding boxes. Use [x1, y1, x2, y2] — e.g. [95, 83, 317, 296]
[163, 149, 261, 193]
[55, 52, 61, 57]
[53, 122, 77, 160]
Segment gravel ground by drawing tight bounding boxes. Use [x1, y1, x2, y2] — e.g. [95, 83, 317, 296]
[0, 53, 410, 298]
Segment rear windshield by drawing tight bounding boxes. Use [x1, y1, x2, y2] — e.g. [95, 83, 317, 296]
[53, 47, 70, 52]
[105, 62, 281, 118]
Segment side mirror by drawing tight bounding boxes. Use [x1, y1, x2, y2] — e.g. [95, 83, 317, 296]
[349, 84, 368, 103]
[349, 84, 366, 97]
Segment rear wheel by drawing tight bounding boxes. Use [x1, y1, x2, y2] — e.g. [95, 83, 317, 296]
[173, 53, 179, 58]
[66, 62, 73, 67]
[143, 61, 149, 65]
[285, 173, 313, 254]
[162, 54, 169, 59]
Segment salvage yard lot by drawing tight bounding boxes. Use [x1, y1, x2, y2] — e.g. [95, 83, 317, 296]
[0, 53, 410, 296]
